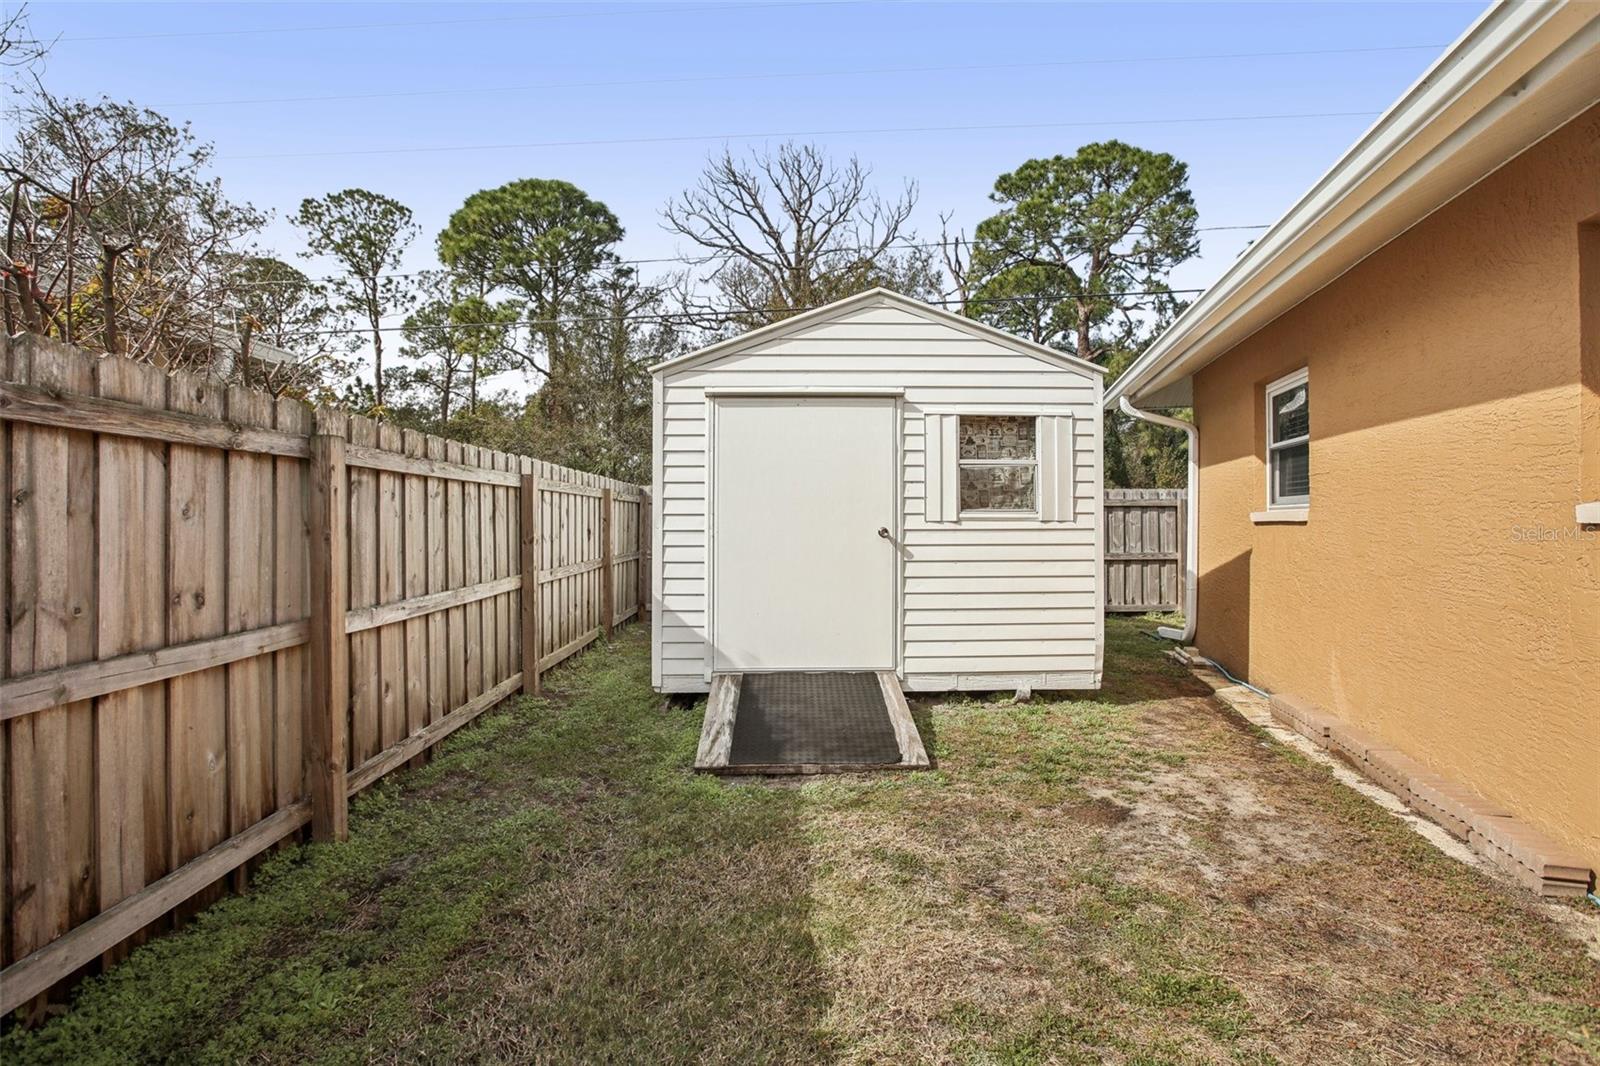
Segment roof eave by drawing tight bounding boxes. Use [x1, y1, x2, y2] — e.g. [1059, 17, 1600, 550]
[1108, 1, 1600, 409]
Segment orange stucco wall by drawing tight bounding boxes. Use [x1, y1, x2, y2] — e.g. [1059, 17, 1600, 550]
[1192, 104, 1600, 871]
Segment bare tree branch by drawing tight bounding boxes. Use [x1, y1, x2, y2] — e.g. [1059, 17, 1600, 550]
[662, 141, 935, 330]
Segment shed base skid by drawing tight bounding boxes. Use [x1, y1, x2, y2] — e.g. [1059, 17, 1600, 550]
[694, 671, 930, 774]
[661, 670, 1102, 696]
[902, 671, 1101, 693]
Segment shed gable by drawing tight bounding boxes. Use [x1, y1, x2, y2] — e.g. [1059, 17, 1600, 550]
[654, 290, 1102, 382]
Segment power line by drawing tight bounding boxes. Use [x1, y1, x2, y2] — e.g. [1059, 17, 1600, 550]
[226, 228, 1271, 289]
[226, 109, 1382, 162]
[290, 288, 1210, 338]
[165, 44, 1443, 109]
[55, 1, 857, 44]
[611, 226, 1271, 266]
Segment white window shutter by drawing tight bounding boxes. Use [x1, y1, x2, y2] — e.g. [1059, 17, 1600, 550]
[923, 413, 959, 522]
[1040, 414, 1075, 522]
[942, 415, 959, 521]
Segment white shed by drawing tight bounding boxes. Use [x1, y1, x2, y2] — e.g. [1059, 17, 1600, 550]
[650, 288, 1105, 696]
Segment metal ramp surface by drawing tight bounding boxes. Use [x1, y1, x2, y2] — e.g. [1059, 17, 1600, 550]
[694, 671, 930, 774]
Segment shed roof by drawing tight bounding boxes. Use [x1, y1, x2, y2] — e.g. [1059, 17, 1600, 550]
[651, 288, 1108, 378]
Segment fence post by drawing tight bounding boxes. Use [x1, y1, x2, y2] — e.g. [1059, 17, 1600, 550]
[520, 474, 541, 696]
[307, 432, 349, 842]
[600, 487, 615, 637]
[638, 490, 650, 621]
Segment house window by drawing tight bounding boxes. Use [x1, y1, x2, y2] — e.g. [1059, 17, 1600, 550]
[958, 415, 1037, 512]
[1265, 369, 1310, 507]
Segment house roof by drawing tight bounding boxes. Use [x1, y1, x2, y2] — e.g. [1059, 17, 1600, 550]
[651, 287, 1109, 378]
[1108, 1, 1600, 409]
[212, 328, 298, 366]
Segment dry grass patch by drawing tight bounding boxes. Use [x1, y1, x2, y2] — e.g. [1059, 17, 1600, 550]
[794, 621, 1599, 1063]
[6, 619, 1596, 1065]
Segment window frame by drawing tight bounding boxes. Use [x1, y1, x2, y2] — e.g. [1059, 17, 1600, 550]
[1264, 368, 1310, 509]
[956, 413, 1040, 517]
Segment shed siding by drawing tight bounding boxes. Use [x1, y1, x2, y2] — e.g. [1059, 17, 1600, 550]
[654, 299, 1103, 693]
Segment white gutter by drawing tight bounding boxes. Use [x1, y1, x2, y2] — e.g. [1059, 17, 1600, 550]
[1119, 397, 1197, 644]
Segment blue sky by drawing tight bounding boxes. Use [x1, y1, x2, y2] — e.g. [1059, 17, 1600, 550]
[19, 0, 1487, 388]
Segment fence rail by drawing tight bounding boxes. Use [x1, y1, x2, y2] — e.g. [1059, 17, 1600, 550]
[1104, 488, 1186, 613]
[0, 334, 648, 1015]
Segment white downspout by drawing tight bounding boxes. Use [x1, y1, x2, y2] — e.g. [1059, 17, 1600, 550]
[1118, 396, 1197, 644]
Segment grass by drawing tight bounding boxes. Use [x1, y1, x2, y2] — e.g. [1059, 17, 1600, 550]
[6, 618, 1598, 1064]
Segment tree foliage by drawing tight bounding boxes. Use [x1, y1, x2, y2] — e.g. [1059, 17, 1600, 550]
[226, 255, 357, 398]
[968, 140, 1198, 363]
[528, 267, 677, 482]
[436, 178, 623, 393]
[396, 271, 522, 424]
[1102, 341, 1191, 489]
[662, 142, 937, 330]
[292, 187, 417, 408]
[6, 66, 1206, 492]
[3, 88, 264, 365]
[393, 266, 676, 484]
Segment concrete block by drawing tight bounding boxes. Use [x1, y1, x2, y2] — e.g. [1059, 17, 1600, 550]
[1536, 879, 1592, 899]
[1327, 720, 1377, 762]
[1294, 718, 1331, 746]
[1288, 705, 1334, 745]
[1362, 749, 1426, 800]
[1469, 814, 1594, 887]
[1410, 774, 1504, 814]
[1405, 773, 1481, 840]
[1505, 854, 1592, 898]
[1471, 830, 1520, 877]
[1264, 693, 1339, 748]
[1469, 813, 1538, 865]
[1269, 692, 1314, 727]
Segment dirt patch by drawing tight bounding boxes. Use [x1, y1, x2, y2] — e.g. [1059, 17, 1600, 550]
[1105, 760, 1332, 883]
[1061, 797, 1132, 827]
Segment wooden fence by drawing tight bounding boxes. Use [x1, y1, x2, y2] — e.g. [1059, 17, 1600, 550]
[1104, 488, 1186, 613]
[0, 334, 648, 1014]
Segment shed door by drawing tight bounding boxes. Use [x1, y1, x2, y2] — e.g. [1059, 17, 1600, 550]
[711, 396, 897, 671]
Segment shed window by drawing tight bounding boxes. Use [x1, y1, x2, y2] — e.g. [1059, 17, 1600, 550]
[1265, 369, 1309, 507]
[958, 415, 1037, 512]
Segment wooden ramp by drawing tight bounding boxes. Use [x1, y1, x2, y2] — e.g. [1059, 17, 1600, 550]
[694, 671, 930, 774]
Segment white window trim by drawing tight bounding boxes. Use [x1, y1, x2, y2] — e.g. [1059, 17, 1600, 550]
[1264, 368, 1310, 510]
[958, 414, 1040, 517]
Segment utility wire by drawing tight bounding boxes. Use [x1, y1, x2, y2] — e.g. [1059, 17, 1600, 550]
[226, 109, 1381, 161]
[225, 228, 1270, 289]
[290, 288, 1208, 338]
[55, 1, 857, 43]
[166, 44, 1443, 109]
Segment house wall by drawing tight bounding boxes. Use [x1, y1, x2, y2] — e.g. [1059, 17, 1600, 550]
[653, 298, 1103, 693]
[1191, 103, 1600, 871]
